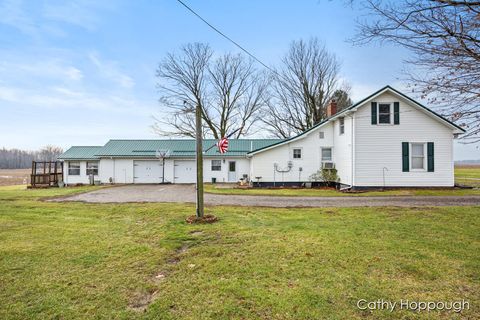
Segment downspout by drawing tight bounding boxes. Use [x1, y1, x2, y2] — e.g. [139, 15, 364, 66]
[351, 111, 355, 188]
[112, 157, 115, 184]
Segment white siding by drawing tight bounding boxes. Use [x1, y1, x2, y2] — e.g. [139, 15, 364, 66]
[333, 115, 353, 185]
[249, 122, 338, 183]
[113, 159, 134, 184]
[94, 157, 250, 184]
[99, 159, 114, 183]
[354, 92, 455, 187]
[204, 157, 250, 183]
[64, 160, 99, 185]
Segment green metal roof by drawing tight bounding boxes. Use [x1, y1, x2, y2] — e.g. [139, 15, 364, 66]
[59, 139, 284, 160]
[58, 146, 102, 160]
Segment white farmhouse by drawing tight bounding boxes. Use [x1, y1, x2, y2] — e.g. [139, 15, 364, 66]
[58, 86, 465, 188]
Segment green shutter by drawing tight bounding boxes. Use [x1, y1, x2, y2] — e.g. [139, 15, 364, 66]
[394, 102, 400, 124]
[427, 142, 434, 172]
[402, 142, 409, 172]
[371, 102, 377, 125]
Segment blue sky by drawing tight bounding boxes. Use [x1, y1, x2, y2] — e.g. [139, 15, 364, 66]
[0, 0, 477, 159]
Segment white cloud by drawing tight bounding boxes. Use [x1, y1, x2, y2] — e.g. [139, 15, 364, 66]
[0, 84, 155, 115]
[88, 52, 135, 88]
[0, 59, 83, 83]
[65, 66, 83, 80]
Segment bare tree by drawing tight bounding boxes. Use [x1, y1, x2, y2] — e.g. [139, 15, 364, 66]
[0, 145, 63, 169]
[153, 43, 212, 138]
[153, 43, 267, 139]
[208, 53, 268, 138]
[352, 0, 480, 142]
[38, 145, 63, 162]
[263, 38, 351, 138]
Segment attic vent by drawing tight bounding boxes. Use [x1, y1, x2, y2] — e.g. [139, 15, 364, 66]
[319, 131, 325, 139]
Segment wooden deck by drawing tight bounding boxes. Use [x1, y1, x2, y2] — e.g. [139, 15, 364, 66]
[30, 161, 63, 188]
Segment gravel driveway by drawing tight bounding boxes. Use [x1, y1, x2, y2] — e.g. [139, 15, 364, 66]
[54, 184, 480, 208]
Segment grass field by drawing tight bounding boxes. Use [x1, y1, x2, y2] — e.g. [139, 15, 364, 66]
[0, 185, 479, 319]
[455, 165, 480, 187]
[0, 169, 30, 186]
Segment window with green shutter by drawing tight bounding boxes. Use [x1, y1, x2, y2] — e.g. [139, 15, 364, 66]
[394, 102, 400, 124]
[427, 142, 434, 172]
[371, 102, 377, 125]
[402, 142, 409, 172]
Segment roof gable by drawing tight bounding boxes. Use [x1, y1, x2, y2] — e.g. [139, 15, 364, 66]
[248, 85, 465, 155]
[336, 85, 465, 133]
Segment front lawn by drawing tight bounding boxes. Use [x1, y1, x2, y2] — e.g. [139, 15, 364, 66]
[204, 183, 480, 197]
[205, 166, 480, 197]
[0, 186, 479, 319]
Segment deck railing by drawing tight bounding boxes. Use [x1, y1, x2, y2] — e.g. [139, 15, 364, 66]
[30, 161, 63, 188]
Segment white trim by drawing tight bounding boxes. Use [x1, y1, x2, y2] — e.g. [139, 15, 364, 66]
[376, 102, 394, 125]
[211, 159, 221, 171]
[291, 147, 303, 160]
[409, 142, 427, 171]
[330, 87, 462, 133]
[321, 147, 333, 162]
[339, 117, 345, 135]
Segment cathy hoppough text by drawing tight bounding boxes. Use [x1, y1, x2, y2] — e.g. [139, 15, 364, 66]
[357, 299, 470, 313]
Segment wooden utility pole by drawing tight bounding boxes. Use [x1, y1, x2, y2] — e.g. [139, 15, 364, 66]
[195, 103, 204, 218]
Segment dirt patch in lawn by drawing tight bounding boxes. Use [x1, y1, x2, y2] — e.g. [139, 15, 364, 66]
[129, 243, 196, 312]
[128, 289, 160, 312]
[185, 214, 218, 224]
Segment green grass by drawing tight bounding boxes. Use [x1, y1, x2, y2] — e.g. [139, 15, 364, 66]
[0, 186, 479, 319]
[205, 167, 480, 197]
[455, 166, 480, 187]
[205, 184, 480, 197]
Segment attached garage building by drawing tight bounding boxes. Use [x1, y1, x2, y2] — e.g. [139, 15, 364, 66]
[58, 139, 281, 185]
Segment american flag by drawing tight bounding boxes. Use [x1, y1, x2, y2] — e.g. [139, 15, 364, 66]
[217, 137, 229, 154]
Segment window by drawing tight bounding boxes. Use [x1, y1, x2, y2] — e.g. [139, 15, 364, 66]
[321, 148, 332, 161]
[293, 148, 302, 159]
[211, 160, 221, 171]
[68, 162, 80, 175]
[319, 131, 325, 139]
[378, 103, 391, 124]
[86, 162, 99, 175]
[229, 161, 236, 172]
[339, 117, 345, 135]
[411, 143, 425, 170]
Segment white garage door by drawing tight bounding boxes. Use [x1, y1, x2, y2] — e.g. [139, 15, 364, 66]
[133, 160, 163, 184]
[174, 160, 195, 183]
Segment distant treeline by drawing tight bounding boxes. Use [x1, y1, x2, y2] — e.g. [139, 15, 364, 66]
[0, 145, 63, 169]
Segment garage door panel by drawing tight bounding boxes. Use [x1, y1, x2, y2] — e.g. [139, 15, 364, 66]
[134, 160, 163, 184]
[174, 160, 195, 183]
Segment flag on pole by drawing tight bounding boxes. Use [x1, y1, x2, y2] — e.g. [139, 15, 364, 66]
[217, 137, 229, 154]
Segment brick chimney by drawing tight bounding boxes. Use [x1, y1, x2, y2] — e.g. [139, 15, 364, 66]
[326, 99, 337, 117]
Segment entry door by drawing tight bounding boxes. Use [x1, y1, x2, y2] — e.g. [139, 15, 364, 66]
[228, 161, 236, 182]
